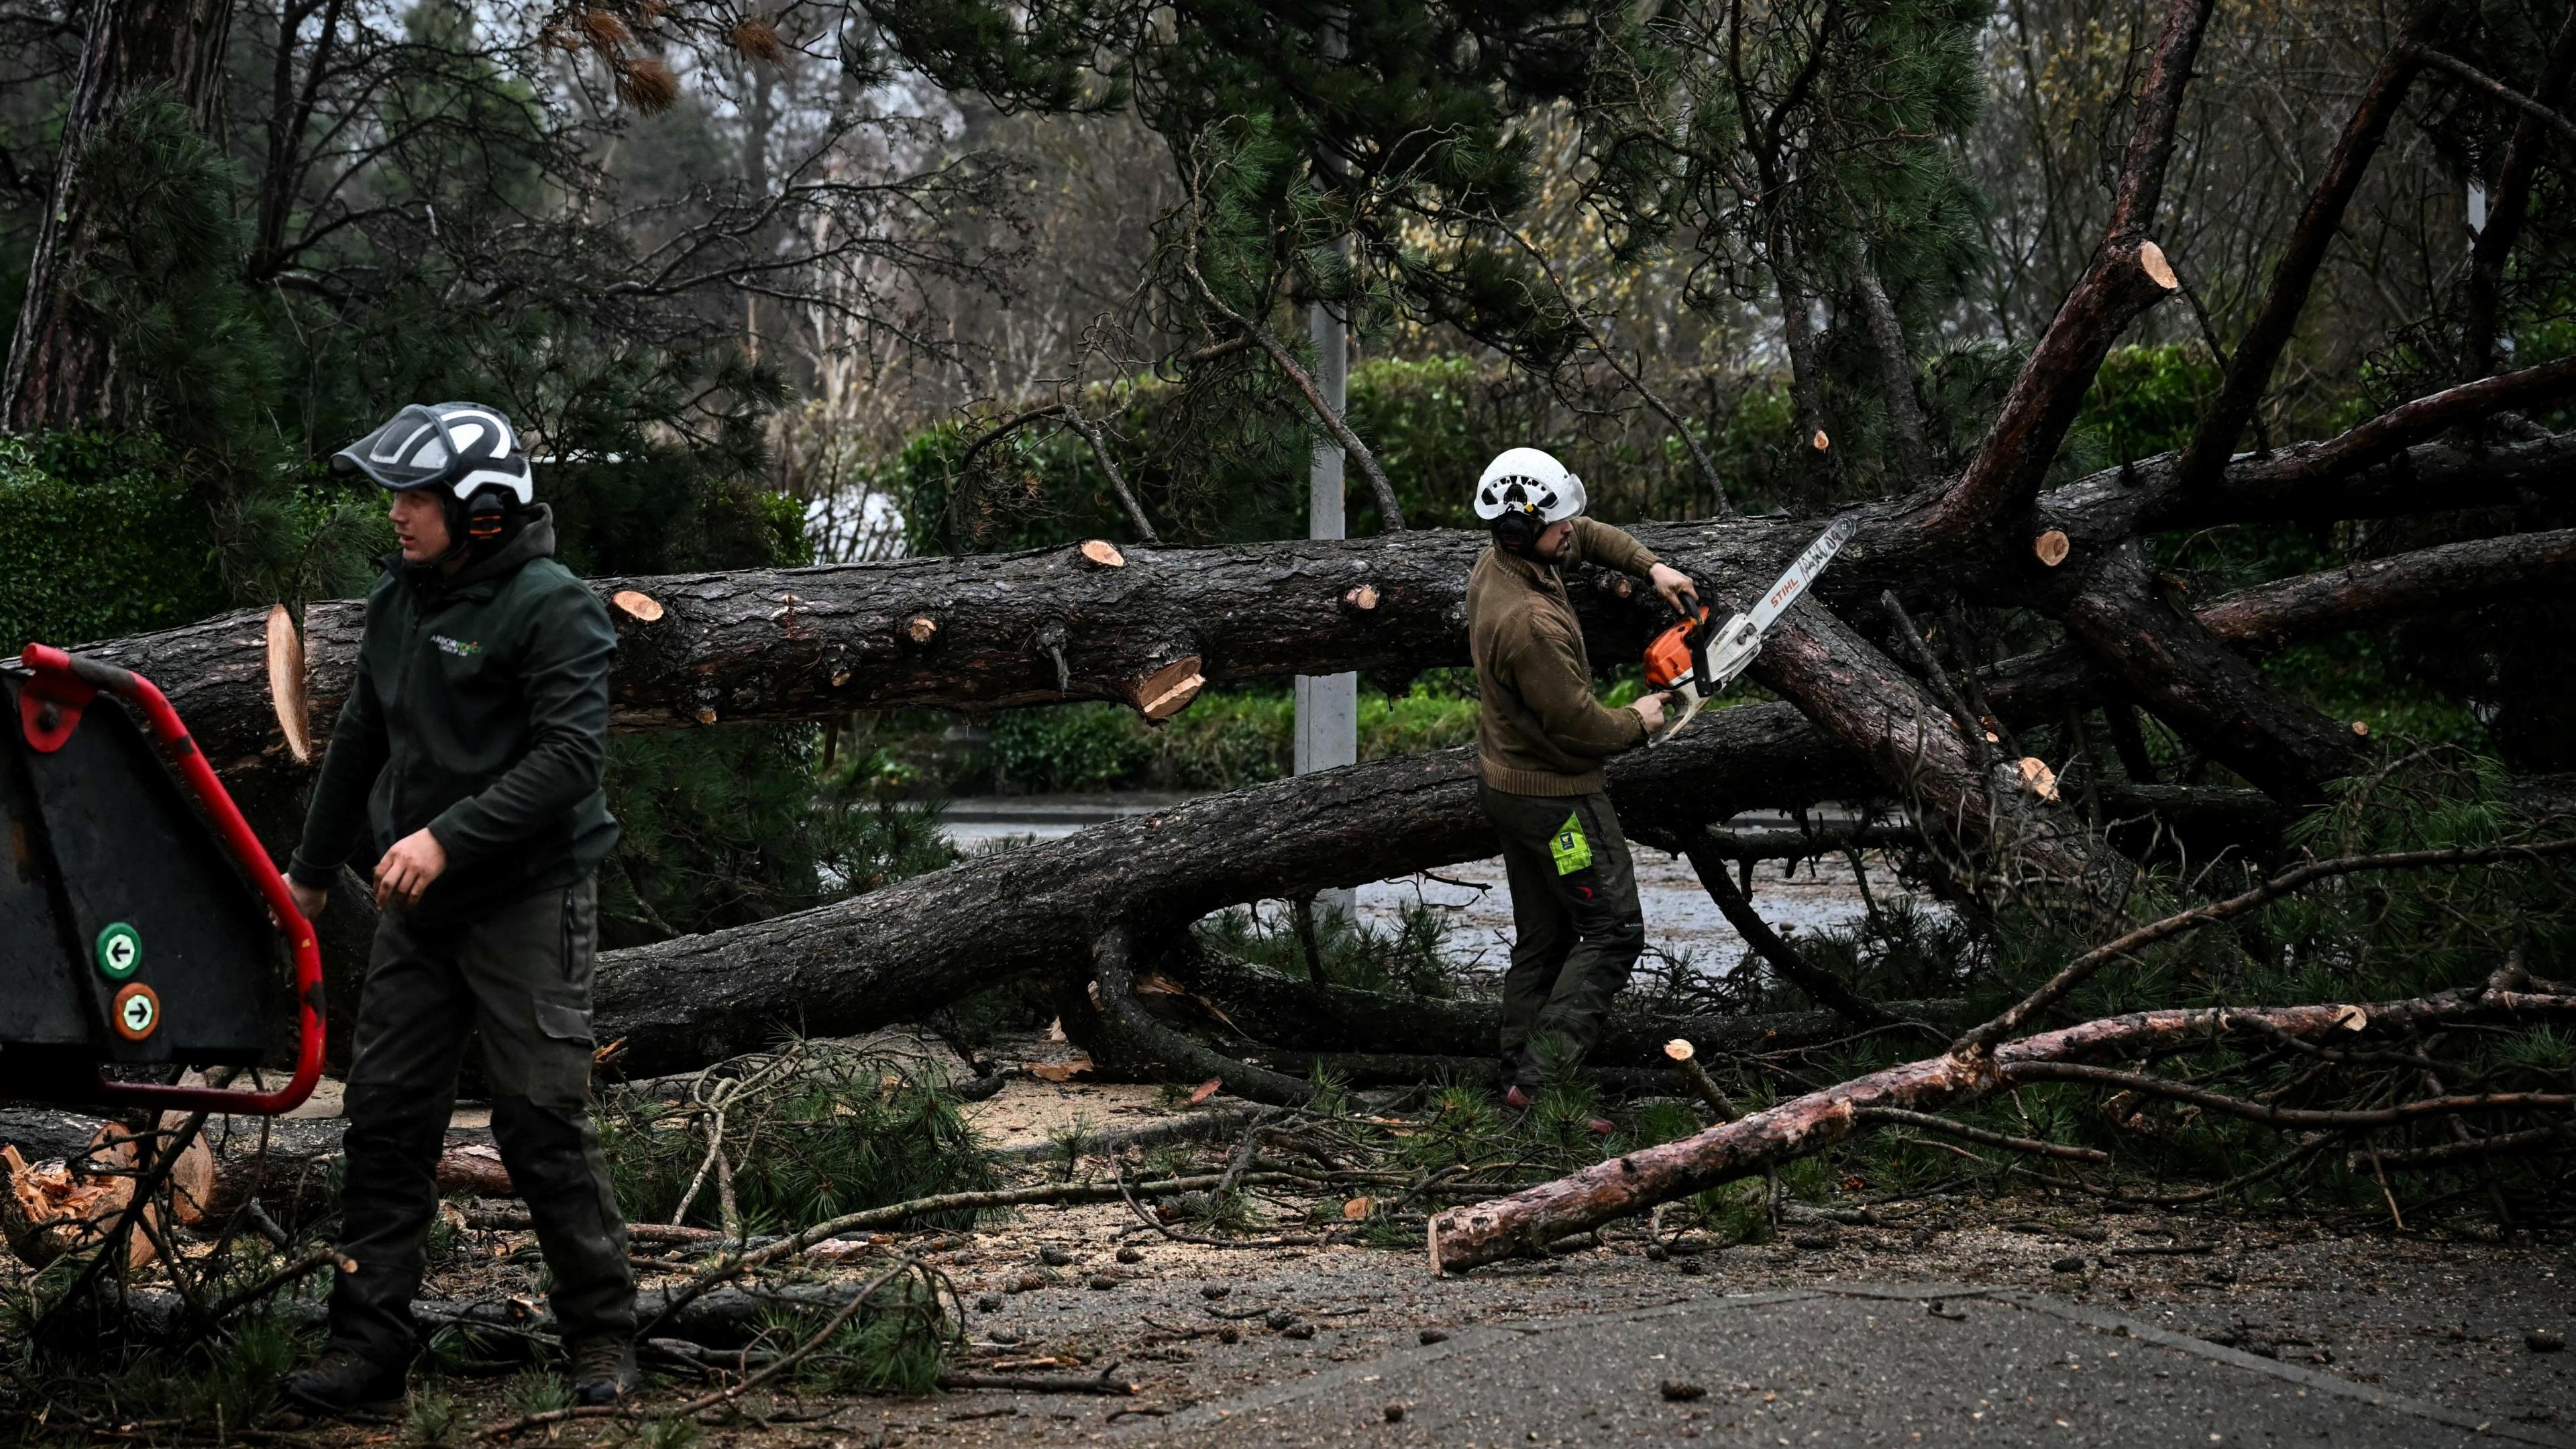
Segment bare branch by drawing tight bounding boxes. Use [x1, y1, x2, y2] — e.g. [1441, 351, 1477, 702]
[2172, 3, 2448, 496]
[2421, 47, 2576, 147]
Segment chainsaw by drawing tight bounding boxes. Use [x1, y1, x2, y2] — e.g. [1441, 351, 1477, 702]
[1642, 515, 1860, 747]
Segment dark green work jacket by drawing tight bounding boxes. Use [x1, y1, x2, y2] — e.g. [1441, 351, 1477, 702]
[286, 506, 620, 916]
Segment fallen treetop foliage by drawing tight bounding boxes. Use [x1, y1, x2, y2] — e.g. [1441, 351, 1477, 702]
[1427, 982, 2576, 1272]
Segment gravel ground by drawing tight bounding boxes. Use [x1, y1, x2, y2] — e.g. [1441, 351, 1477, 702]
[329, 1100, 2571, 1449]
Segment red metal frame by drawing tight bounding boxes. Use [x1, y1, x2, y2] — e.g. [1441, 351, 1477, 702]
[19, 643, 325, 1116]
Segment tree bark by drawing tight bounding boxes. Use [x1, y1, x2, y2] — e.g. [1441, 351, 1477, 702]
[2055, 541, 2363, 802]
[1679, 835, 1895, 1027]
[1161, 950, 1955, 1069]
[1426, 985, 2576, 1271]
[1751, 602, 2107, 888]
[1, 0, 236, 432]
[1849, 242, 1927, 477]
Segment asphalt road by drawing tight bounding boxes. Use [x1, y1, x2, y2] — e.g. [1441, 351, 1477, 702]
[1126, 1285, 2569, 1448]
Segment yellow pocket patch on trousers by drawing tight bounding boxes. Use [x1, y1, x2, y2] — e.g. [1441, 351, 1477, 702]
[1549, 813, 1593, 875]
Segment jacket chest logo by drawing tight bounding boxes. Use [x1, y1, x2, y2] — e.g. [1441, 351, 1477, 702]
[431, 634, 483, 658]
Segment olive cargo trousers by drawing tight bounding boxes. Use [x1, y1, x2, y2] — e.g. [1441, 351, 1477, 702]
[329, 877, 635, 1366]
[1481, 785, 1646, 1087]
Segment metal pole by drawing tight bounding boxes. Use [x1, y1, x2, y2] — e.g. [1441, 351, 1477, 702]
[1295, 243, 1358, 922]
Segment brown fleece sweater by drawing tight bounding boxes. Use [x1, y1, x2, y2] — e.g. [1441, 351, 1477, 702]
[1466, 517, 1662, 796]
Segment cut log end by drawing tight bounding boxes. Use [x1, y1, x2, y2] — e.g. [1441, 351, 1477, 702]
[2138, 240, 2178, 291]
[1663, 1038, 1696, 1062]
[264, 604, 311, 765]
[1080, 539, 1127, 568]
[906, 615, 938, 645]
[1344, 584, 1380, 611]
[2034, 530, 2072, 568]
[1811, 429, 1832, 452]
[610, 589, 666, 624]
[2016, 757, 2061, 802]
[694, 706, 718, 726]
[2351, 720, 2370, 737]
[1132, 656, 1206, 723]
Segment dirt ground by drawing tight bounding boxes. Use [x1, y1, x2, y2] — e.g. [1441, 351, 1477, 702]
[290, 1073, 2573, 1449]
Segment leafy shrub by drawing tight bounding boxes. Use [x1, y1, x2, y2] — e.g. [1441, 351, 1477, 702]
[987, 701, 1155, 793]
[0, 433, 225, 652]
[977, 678, 1481, 794]
[883, 354, 1817, 555]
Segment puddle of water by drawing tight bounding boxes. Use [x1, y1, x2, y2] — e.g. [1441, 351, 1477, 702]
[1349, 846, 1921, 985]
[933, 796, 1935, 983]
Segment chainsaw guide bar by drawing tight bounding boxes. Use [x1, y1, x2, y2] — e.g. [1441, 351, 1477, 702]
[1644, 515, 1859, 748]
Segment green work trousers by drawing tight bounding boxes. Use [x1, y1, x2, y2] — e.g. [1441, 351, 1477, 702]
[1481, 784, 1646, 1088]
[330, 876, 635, 1367]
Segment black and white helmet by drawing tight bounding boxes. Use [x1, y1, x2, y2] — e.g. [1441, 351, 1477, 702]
[331, 402, 533, 507]
[1472, 447, 1587, 525]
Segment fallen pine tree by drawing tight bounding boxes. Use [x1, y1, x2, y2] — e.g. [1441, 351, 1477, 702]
[13, 0, 2576, 1299]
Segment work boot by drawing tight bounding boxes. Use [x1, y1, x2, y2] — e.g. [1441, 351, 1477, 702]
[572, 1336, 639, 1406]
[280, 1348, 409, 1414]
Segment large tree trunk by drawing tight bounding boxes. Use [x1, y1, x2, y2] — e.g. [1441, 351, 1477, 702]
[44, 422, 2576, 788]
[590, 701, 1876, 1079]
[1, 0, 235, 431]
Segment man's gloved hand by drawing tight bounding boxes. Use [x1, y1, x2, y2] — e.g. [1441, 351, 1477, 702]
[1631, 690, 1671, 733]
[374, 828, 449, 910]
[1648, 563, 1698, 616]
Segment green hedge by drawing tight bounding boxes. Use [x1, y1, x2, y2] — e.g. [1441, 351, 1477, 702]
[980, 680, 1485, 794]
[0, 433, 225, 653]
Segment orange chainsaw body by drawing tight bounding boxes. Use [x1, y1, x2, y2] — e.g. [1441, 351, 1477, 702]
[1643, 605, 1710, 694]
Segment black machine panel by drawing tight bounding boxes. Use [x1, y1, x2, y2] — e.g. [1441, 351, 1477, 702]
[0, 717, 88, 1046]
[0, 672, 280, 1078]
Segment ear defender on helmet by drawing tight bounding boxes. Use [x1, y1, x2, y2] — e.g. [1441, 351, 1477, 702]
[464, 486, 513, 543]
[1490, 506, 1541, 556]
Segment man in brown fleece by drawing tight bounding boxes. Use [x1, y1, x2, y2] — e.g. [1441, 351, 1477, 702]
[1465, 447, 1697, 1107]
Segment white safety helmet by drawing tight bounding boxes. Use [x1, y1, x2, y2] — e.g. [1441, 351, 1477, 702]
[1472, 447, 1587, 526]
[331, 401, 534, 508]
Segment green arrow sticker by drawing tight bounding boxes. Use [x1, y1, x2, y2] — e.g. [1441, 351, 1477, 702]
[95, 922, 142, 980]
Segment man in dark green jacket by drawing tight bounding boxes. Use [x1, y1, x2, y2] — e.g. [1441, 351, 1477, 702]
[278, 402, 635, 1412]
[1467, 447, 1695, 1108]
